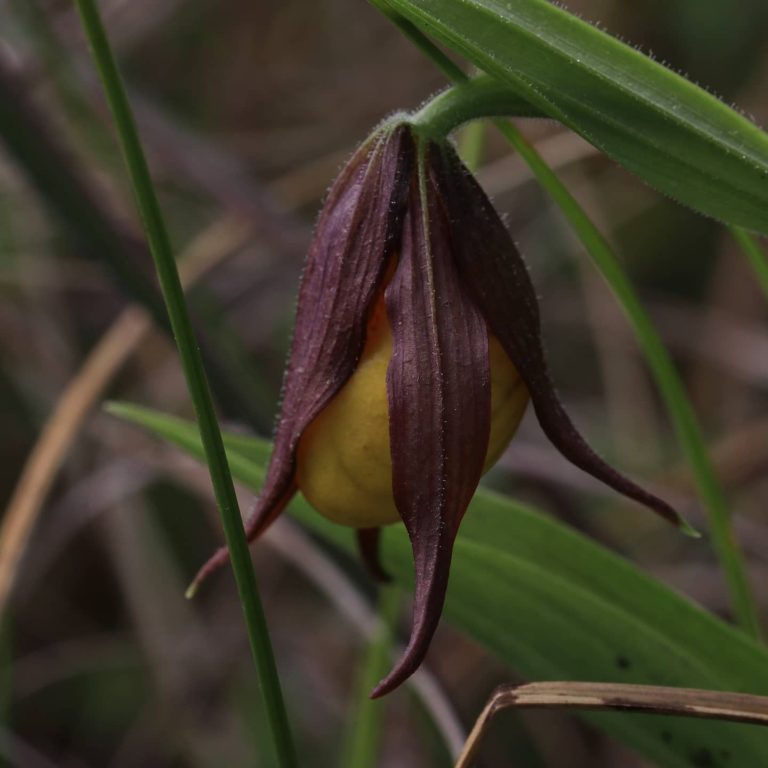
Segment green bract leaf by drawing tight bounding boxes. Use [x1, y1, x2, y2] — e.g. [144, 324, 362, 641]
[109, 402, 768, 767]
[382, 0, 768, 233]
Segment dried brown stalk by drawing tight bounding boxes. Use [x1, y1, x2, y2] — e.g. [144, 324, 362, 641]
[456, 681, 768, 767]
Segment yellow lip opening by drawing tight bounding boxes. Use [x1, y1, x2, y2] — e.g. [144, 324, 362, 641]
[295, 281, 529, 529]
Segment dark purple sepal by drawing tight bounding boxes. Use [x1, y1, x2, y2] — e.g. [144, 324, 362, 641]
[372, 148, 492, 698]
[356, 528, 391, 583]
[191, 125, 415, 591]
[432, 142, 685, 530]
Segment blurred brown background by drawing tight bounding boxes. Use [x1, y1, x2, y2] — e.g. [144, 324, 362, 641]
[1, 0, 768, 766]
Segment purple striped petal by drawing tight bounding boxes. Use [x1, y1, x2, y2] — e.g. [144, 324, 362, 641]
[372, 149, 492, 698]
[432, 143, 686, 530]
[356, 528, 391, 583]
[191, 125, 414, 589]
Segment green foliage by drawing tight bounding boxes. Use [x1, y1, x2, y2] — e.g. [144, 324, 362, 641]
[109, 402, 768, 768]
[380, 0, 768, 232]
[340, 587, 400, 768]
[731, 228, 768, 301]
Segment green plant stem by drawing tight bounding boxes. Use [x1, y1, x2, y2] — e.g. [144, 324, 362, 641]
[73, 2, 298, 765]
[375, 5, 761, 640]
[731, 227, 768, 300]
[410, 76, 541, 138]
[458, 120, 487, 173]
[341, 587, 401, 768]
[369, 0, 466, 81]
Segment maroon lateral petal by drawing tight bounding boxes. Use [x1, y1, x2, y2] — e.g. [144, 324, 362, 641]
[373, 150, 492, 698]
[191, 125, 415, 590]
[432, 143, 684, 529]
[356, 528, 391, 583]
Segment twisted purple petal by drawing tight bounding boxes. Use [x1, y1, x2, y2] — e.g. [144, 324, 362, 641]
[373, 148, 491, 697]
[192, 126, 414, 590]
[433, 142, 684, 530]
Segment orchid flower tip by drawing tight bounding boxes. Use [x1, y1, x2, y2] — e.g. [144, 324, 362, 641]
[679, 517, 703, 539]
[369, 679, 392, 700]
[185, 581, 199, 600]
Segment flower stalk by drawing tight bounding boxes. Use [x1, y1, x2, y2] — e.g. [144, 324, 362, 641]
[410, 75, 542, 139]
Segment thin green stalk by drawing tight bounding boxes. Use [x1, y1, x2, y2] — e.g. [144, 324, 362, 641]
[340, 587, 401, 768]
[730, 227, 768, 300]
[368, 0, 467, 82]
[375, 5, 761, 640]
[458, 120, 487, 173]
[410, 77, 540, 139]
[73, 2, 297, 764]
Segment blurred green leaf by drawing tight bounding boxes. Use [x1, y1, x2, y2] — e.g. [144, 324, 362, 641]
[380, 0, 768, 233]
[108, 402, 768, 767]
[340, 586, 400, 768]
[731, 228, 768, 302]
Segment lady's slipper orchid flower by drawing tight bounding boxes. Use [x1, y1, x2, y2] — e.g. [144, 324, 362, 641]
[193, 120, 689, 697]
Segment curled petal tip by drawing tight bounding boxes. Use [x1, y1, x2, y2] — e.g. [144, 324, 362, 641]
[188, 544, 230, 596]
[679, 517, 702, 539]
[369, 642, 422, 699]
[369, 679, 393, 700]
[642, 492, 694, 533]
[370, 591, 443, 697]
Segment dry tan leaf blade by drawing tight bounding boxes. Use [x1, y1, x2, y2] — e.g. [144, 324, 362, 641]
[456, 681, 768, 768]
